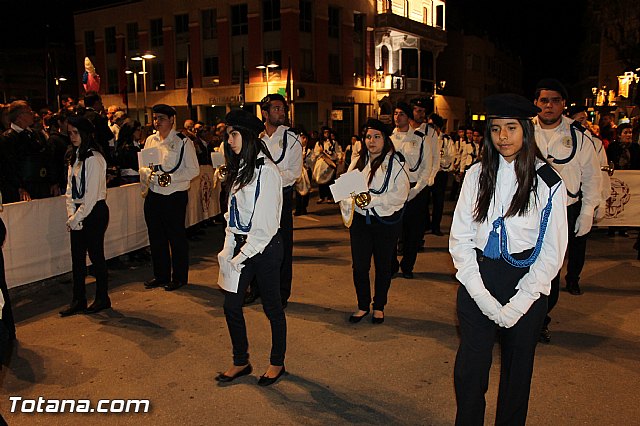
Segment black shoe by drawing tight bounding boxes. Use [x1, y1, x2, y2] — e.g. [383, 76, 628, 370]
[432, 230, 444, 236]
[144, 278, 167, 289]
[391, 262, 400, 277]
[257, 366, 286, 386]
[164, 281, 186, 291]
[60, 300, 87, 317]
[372, 311, 385, 324]
[349, 310, 369, 323]
[539, 326, 551, 344]
[86, 299, 112, 314]
[565, 281, 582, 296]
[215, 364, 253, 383]
[402, 271, 414, 279]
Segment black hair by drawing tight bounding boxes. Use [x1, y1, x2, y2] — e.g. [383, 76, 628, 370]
[117, 119, 142, 146]
[473, 118, 546, 223]
[223, 125, 274, 192]
[65, 118, 104, 165]
[354, 129, 396, 185]
[83, 91, 102, 109]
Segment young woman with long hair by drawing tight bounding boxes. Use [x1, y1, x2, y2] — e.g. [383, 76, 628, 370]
[449, 94, 568, 425]
[215, 108, 287, 386]
[115, 118, 142, 184]
[340, 118, 409, 324]
[60, 115, 110, 317]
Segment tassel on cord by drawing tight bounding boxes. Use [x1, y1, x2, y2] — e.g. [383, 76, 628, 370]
[483, 217, 502, 259]
[229, 197, 237, 228]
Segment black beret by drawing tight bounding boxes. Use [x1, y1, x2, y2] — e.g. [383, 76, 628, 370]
[152, 104, 176, 117]
[67, 115, 95, 134]
[566, 105, 587, 117]
[395, 101, 413, 118]
[484, 93, 541, 119]
[364, 118, 391, 137]
[225, 108, 265, 134]
[410, 97, 433, 110]
[536, 78, 568, 100]
[429, 113, 444, 130]
[617, 122, 632, 133]
[260, 93, 287, 110]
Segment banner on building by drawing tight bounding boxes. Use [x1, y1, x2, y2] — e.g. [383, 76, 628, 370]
[596, 170, 640, 227]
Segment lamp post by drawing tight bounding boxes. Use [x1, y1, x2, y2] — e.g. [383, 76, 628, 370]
[125, 68, 141, 122]
[54, 76, 67, 111]
[256, 61, 279, 96]
[132, 52, 156, 124]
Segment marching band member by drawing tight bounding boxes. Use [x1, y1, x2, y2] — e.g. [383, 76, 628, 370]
[428, 113, 456, 236]
[390, 102, 436, 279]
[216, 109, 286, 386]
[449, 94, 568, 425]
[340, 118, 409, 324]
[60, 116, 110, 316]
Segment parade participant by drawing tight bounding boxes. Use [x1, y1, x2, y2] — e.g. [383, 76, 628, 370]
[0, 196, 16, 340]
[294, 131, 314, 216]
[459, 127, 482, 175]
[260, 94, 302, 308]
[533, 79, 601, 342]
[449, 93, 568, 425]
[216, 108, 286, 386]
[60, 116, 111, 316]
[139, 104, 199, 291]
[427, 113, 456, 236]
[390, 102, 436, 279]
[314, 126, 341, 203]
[340, 118, 409, 324]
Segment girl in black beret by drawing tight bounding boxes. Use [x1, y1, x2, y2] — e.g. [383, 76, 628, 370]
[60, 115, 110, 316]
[215, 109, 287, 386]
[449, 94, 568, 424]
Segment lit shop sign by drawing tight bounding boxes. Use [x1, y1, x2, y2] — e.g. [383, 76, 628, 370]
[209, 96, 242, 104]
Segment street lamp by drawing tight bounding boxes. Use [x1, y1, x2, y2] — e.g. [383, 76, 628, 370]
[132, 52, 156, 124]
[54, 76, 67, 111]
[256, 60, 279, 96]
[125, 68, 143, 122]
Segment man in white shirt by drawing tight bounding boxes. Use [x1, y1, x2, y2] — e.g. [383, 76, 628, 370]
[260, 94, 302, 307]
[139, 104, 200, 291]
[533, 79, 602, 342]
[391, 101, 436, 279]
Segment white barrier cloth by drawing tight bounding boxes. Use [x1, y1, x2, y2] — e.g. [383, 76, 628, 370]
[596, 170, 640, 227]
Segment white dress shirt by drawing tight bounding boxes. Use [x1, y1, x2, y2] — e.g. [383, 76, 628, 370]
[438, 133, 457, 172]
[341, 151, 409, 219]
[391, 127, 435, 200]
[222, 154, 283, 259]
[262, 125, 303, 188]
[139, 129, 200, 195]
[534, 116, 601, 214]
[65, 150, 107, 230]
[449, 157, 568, 323]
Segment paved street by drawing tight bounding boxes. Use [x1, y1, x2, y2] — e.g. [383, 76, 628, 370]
[1, 197, 639, 425]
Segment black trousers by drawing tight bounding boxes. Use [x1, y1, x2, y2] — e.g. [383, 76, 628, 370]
[70, 200, 110, 303]
[350, 211, 402, 311]
[455, 249, 547, 426]
[397, 186, 428, 273]
[0, 218, 15, 339]
[223, 234, 286, 366]
[428, 171, 448, 233]
[280, 186, 294, 303]
[546, 201, 586, 326]
[318, 180, 334, 200]
[144, 190, 189, 284]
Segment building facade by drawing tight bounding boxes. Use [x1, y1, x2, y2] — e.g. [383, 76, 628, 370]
[73, 0, 448, 140]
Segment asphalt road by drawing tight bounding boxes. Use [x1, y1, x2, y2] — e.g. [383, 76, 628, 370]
[1, 197, 639, 425]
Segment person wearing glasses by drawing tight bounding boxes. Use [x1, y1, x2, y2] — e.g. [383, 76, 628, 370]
[139, 104, 199, 292]
[533, 79, 601, 343]
[260, 94, 302, 308]
[450, 93, 568, 425]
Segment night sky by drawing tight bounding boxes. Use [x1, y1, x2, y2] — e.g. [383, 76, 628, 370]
[2, 0, 587, 97]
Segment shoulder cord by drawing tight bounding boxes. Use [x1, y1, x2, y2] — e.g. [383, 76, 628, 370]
[273, 131, 288, 165]
[365, 154, 405, 225]
[229, 165, 263, 232]
[409, 132, 425, 172]
[483, 183, 561, 268]
[159, 140, 186, 174]
[548, 123, 578, 165]
[71, 159, 86, 199]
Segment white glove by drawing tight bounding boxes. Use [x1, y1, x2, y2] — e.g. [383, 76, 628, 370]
[217, 247, 233, 264]
[470, 289, 502, 322]
[574, 212, 593, 237]
[230, 252, 248, 273]
[496, 303, 524, 328]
